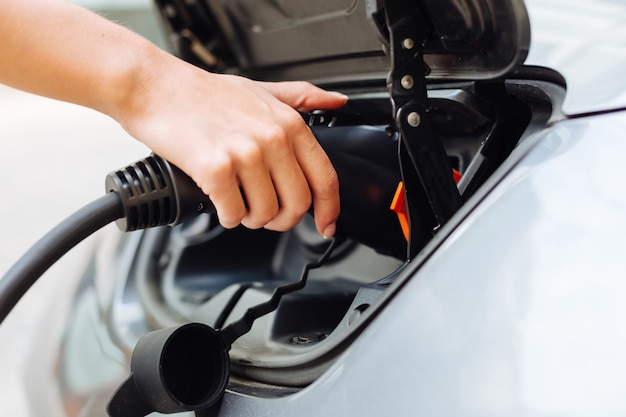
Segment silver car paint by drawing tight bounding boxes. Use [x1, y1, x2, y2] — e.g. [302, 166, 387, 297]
[525, 0, 626, 115]
[213, 111, 626, 417]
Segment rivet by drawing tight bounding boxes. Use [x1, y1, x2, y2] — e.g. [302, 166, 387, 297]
[407, 112, 421, 127]
[401, 75, 414, 89]
[402, 38, 414, 49]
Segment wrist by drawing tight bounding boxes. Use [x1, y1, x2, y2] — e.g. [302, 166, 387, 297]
[101, 37, 167, 127]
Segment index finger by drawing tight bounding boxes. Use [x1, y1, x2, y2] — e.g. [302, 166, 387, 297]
[291, 122, 340, 237]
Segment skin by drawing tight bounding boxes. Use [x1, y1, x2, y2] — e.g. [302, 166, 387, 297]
[0, 0, 347, 237]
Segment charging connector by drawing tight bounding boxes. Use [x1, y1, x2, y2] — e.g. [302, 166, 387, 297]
[105, 154, 215, 232]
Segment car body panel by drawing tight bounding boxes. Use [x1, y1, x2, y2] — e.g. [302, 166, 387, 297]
[525, 0, 626, 115]
[214, 111, 626, 417]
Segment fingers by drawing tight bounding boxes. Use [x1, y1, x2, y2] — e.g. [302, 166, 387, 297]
[257, 81, 343, 235]
[260, 118, 315, 232]
[189, 151, 246, 229]
[212, 110, 339, 237]
[235, 139, 280, 230]
[288, 122, 340, 237]
[259, 81, 348, 112]
[216, 83, 342, 236]
[192, 138, 280, 231]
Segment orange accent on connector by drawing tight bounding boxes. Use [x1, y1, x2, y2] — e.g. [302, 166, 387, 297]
[390, 169, 460, 242]
[452, 168, 462, 184]
[390, 182, 410, 241]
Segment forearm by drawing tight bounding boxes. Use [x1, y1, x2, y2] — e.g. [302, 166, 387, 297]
[0, 0, 161, 119]
[1, 0, 345, 236]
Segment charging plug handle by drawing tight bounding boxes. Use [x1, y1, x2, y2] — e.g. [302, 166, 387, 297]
[105, 155, 215, 232]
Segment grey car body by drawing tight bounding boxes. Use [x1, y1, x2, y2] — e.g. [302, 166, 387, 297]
[22, 0, 626, 416]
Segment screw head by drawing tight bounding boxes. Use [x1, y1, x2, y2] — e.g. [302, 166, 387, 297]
[400, 75, 414, 89]
[407, 112, 421, 127]
[402, 38, 414, 49]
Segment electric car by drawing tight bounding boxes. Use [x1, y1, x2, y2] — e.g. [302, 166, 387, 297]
[18, 0, 626, 416]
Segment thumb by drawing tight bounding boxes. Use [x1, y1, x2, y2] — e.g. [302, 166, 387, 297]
[260, 81, 348, 112]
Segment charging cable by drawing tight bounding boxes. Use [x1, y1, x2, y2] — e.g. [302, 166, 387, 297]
[0, 155, 214, 324]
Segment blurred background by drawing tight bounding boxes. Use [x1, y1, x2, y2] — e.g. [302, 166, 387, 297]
[0, 1, 167, 415]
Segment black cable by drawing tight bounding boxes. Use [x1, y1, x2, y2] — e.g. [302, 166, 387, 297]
[0, 155, 215, 326]
[220, 237, 338, 345]
[0, 192, 123, 324]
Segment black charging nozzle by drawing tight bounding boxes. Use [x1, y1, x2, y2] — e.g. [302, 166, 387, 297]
[105, 154, 216, 232]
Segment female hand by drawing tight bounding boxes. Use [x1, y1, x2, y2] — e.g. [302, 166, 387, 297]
[117, 60, 347, 237]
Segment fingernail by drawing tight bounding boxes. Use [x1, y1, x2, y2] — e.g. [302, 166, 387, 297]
[329, 91, 349, 101]
[322, 223, 336, 239]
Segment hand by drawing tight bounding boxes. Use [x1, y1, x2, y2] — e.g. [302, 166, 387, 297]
[1, 0, 346, 236]
[117, 56, 347, 237]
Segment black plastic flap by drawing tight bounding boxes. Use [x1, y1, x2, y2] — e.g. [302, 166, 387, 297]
[169, 0, 529, 83]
